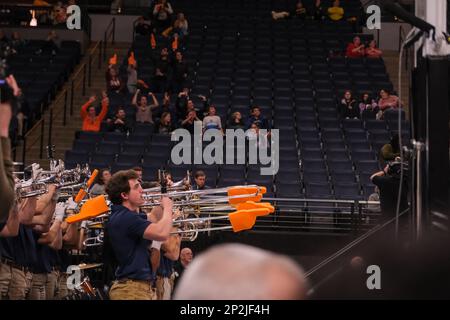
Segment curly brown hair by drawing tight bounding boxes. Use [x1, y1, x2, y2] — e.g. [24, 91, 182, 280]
[105, 170, 139, 205]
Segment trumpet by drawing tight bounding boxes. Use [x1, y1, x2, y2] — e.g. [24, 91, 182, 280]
[15, 180, 48, 199]
[13, 162, 92, 199]
[141, 185, 267, 210]
[83, 232, 104, 247]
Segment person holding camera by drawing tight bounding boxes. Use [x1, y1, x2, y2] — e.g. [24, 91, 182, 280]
[370, 162, 409, 220]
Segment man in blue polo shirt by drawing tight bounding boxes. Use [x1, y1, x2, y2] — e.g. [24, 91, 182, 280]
[106, 170, 173, 300]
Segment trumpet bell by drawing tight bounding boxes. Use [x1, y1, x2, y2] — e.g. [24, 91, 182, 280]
[16, 182, 48, 198]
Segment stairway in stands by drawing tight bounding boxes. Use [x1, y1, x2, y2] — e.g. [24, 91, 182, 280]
[16, 43, 130, 169]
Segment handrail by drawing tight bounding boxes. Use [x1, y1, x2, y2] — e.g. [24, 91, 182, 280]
[266, 197, 379, 205]
[103, 17, 116, 62]
[399, 25, 406, 52]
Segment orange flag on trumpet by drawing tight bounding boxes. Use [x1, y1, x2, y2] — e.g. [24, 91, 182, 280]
[171, 36, 178, 51]
[128, 51, 136, 66]
[150, 33, 156, 49]
[109, 53, 117, 66]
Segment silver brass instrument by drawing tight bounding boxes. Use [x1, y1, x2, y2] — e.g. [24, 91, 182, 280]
[15, 180, 48, 198]
[14, 161, 91, 199]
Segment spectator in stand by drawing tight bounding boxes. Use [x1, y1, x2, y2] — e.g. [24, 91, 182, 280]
[346, 36, 365, 58]
[192, 170, 211, 190]
[247, 122, 269, 149]
[366, 40, 383, 59]
[80, 93, 109, 132]
[108, 108, 130, 134]
[173, 13, 189, 37]
[311, 0, 325, 20]
[176, 89, 208, 121]
[132, 89, 159, 124]
[52, 2, 67, 25]
[202, 106, 223, 133]
[127, 63, 138, 95]
[271, 1, 307, 20]
[90, 168, 112, 196]
[181, 110, 201, 134]
[340, 90, 359, 119]
[157, 112, 174, 134]
[154, 92, 176, 125]
[227, 111, 245, 130]
[380, 134, 401, 162]
[327, 0, 344, 21]
[106, 65, 125, 94]
[246, 106, 269, 130]
[153, 47, 170, 93]
[377, 89, 401, 119]
[359, 93, 379, 120]
[153, 0, 174, 32]
[171, 51, 189, 95]
[135, 16, 153, 36]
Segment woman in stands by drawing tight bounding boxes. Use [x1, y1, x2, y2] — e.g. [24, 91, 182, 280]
[106, 66, 125, 94]
[153, 0, 174, 33]
[157, 112, 174, 134]
[377, 89, 401, 119]
[227, 112, 245, 130]
[90, 168, 112, 196]
[132, 89, 159, 124]
[366, 40, 383, 59]
[359, 93, 379, 120]
[327, 0, 344, 22]
[346, 36, 365, 58]
[202, 105, 223, 133]
[340, 90, 359, 119]
[173, 13, 189, 37]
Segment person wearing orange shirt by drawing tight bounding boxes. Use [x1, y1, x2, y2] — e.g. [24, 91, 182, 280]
[80, 92, 109, 132]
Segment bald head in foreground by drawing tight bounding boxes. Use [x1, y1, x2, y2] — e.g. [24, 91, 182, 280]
[173, 243, 307, 300]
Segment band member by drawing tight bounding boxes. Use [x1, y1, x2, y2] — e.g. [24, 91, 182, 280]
[0, 75, 21, 223]
[155, 235, 181, 300]
[29, 201, 65, 300]
[105, 170, 173, 300]
[151, 209, 181, 300]
[173, 247, 193, 290]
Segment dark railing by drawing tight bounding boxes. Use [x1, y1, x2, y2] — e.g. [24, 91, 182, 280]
[398, 24, 414, 72]
[103, 17, 116, 62]
[212, 198, 382, 236]
[16, 17, 116, 165]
